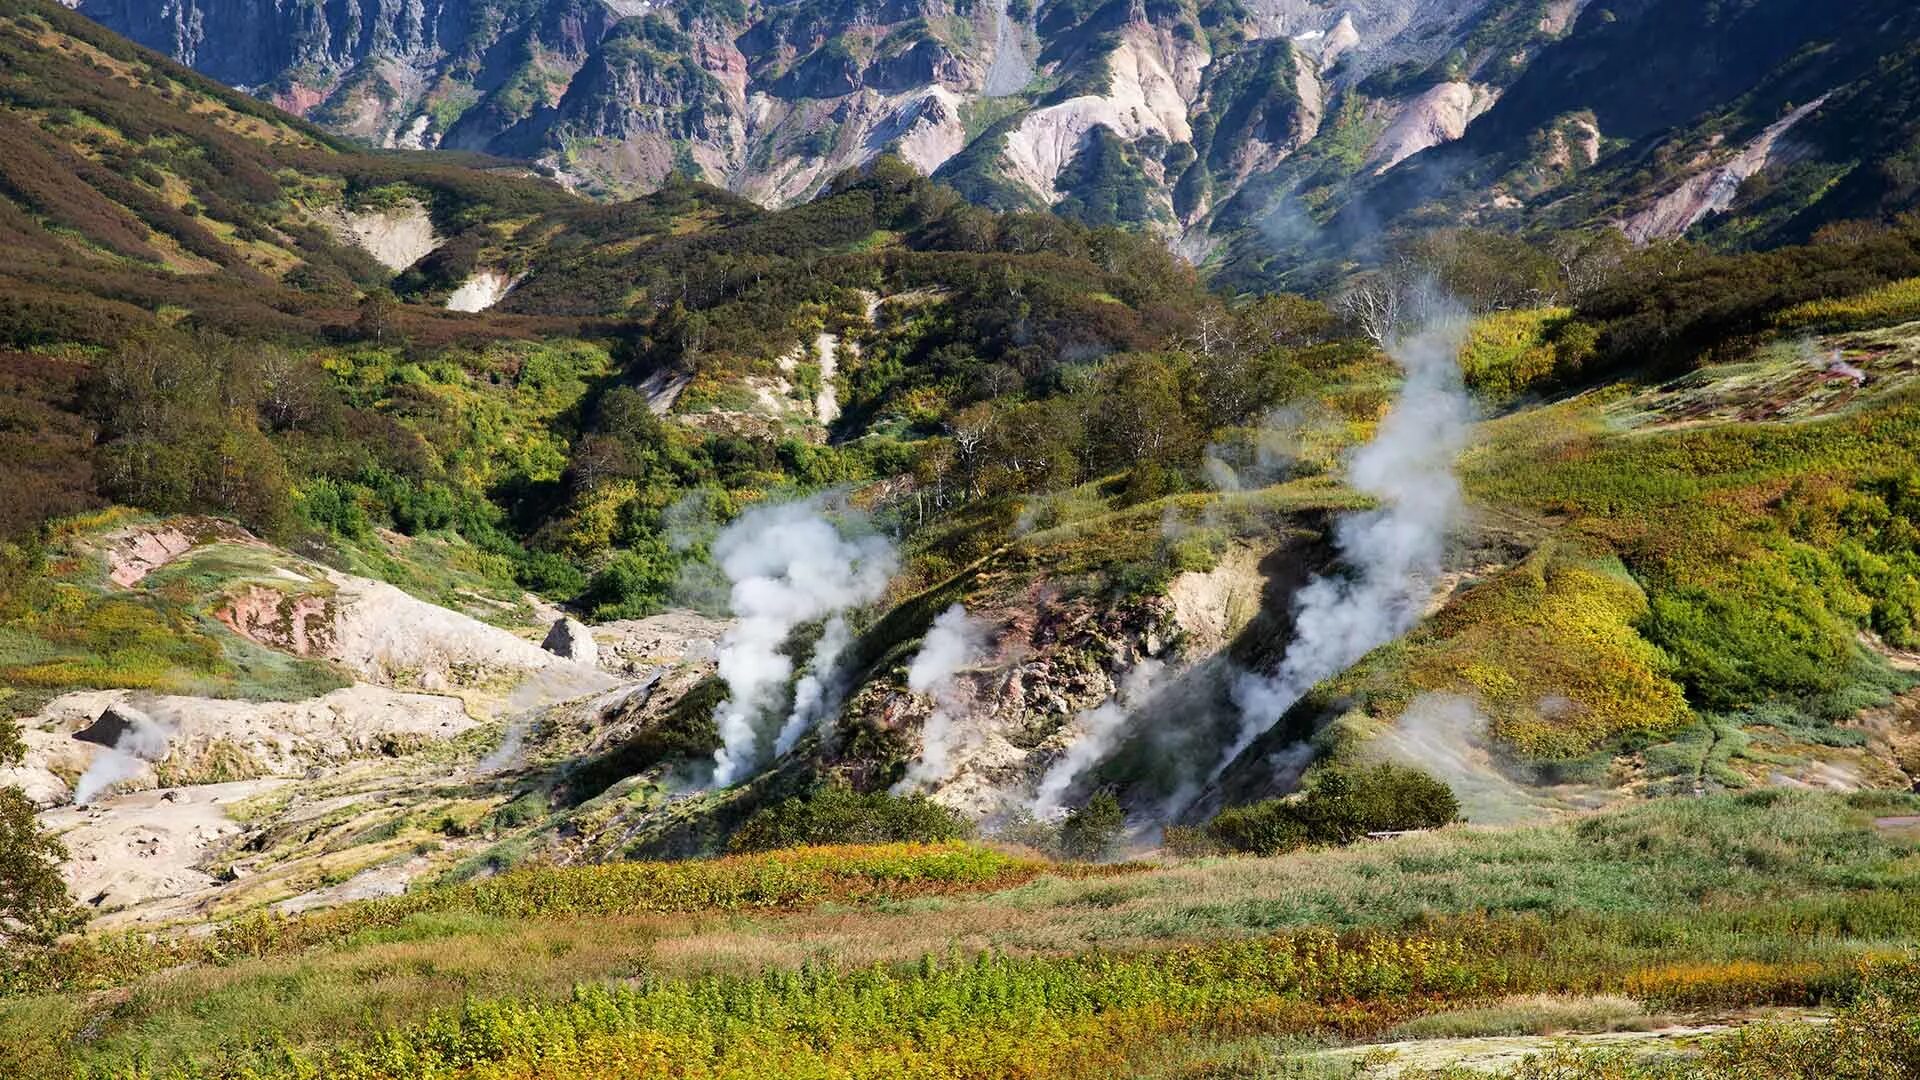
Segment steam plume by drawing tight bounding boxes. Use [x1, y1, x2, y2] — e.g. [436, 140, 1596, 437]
[1372, 694, 1555, 824]
[709, 499, 896, 787]
[775, 613, 852, 755]
[479, 663, 620, 774]
[73, 709, 170, 805]
[1202, 407, 1303, 493]
[1032, 658, 1165, 817]
[892, 604, 989, 792]
[1826, 348, 1868, 386]
[1213, 304, 1473, 783]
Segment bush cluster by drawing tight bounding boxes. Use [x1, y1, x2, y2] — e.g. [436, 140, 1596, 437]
[1205, 765, 1460, 856]
[2, 842, 1036, 994]
[728, 782, 971, 852]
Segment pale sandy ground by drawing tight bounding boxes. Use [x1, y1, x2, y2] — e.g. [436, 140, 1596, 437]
[39, 780, 287, 925]
[14, 522, 657, 926]
[1308, 1017, 1807, 1076]
[444, 270, 518, 312]
[322, 199, 440, 271]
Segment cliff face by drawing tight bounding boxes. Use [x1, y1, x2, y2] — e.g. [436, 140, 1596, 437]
[76, 0, 455, 87]
[66, 0, 1538, 217]
[69, 0, 1920, 274]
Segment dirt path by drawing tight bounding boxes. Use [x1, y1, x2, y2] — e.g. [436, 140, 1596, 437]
[1309, 1022, 1749, 1075]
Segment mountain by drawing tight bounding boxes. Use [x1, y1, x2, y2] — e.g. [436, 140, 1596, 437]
[0, 0, 595, 347]
[67, 0, 1920, 284]
[5, 5, 1920, 1073]
[7, 0, 1920, 850]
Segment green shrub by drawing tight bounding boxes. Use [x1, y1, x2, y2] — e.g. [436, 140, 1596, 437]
[513, 550, 588, 599]
[1059, 791, 1126, 860]
[1161, 824, 1223, 858]
[1774, 275, 1920, 333]
[295, 478, 372, 539]
[1206, 765, 1460, 856]
[579, 539, 678, 621]
[1458, 307, 1599, 404]
[487, 791, 550, 831]
[729, 782, 970, 853]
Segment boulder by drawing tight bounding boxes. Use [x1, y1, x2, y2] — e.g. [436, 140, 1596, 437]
[73, 703, 169, 760]
[542, 617, 599, 667]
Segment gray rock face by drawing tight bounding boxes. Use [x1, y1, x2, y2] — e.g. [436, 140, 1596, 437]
[73, 703, 169, 761]
[542, 617, 599, 667]
[70, 0, 1916, 269]
[78, 0, 457, 87]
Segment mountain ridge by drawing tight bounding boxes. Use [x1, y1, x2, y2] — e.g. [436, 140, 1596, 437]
[65, 0, 1920, 286]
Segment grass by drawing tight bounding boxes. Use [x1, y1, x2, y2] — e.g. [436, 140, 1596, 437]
[1326, 545, 1691, 761]
[1455, 359, 1920, 756]
[7, 792, 1918, 1078]
[3, 843, 1056, 993]
[1775, 276, 1920, 333]
[0, 530, 348, 705]
[1458, 307, 1596, 405]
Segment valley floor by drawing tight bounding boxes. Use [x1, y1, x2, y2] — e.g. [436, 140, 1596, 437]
[6, 789, 1918, 1078]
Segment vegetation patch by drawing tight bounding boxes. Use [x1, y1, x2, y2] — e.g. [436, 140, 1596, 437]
[2, 843, 1052, 994]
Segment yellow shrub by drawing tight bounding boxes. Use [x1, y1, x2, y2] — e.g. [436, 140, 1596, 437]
[1405, 549, 1691, 759]
[1458, 308, 1593, 404]
[559, 480, 640, 555]
[1774, 276, 1920, 332]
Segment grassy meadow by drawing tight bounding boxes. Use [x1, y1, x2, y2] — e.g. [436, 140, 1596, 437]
[5, 790, 1918, 1078]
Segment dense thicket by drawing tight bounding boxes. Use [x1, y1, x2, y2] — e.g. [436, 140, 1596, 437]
[1203, 765, 1462, 856]
[729, 782, 969, 852]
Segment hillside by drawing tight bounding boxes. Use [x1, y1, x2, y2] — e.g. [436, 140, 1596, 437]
[4, 4, 1920, 1076]
[9, 0, 1920, 881]
[66, 0, 1920, 287]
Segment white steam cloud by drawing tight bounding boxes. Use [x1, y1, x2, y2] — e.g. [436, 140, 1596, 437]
[1213, 305, 1474, 783]
[709, 499, 897, 787]
[775, 613, 852, 755]
[479, 663, 620, 775]
[1373, 693, 1555, 824]
[1031, 658, 1165, 818]
[892, 604, 989, 793]
[73, 707, 170, 805]
[1824, 348, 1868, 386]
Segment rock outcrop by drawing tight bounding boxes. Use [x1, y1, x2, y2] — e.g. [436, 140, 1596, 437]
[5, 685, 479, 807]
[542, 616, 600, 667]
[73, 702, 167, 754]
[1622, 94, 1832, 243]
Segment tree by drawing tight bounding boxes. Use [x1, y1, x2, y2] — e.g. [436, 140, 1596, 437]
[1550, 229, 1632, 302]
[1338, 267, 1410, 349]
[1059, 791, 1125, 860]
[980, 399, 1081, 496]
[1232, 293, 1336, 349]
[355, 288, 401, 345]
[0, 709, 81, 948]
[88, 330, 294, 535]
[944, 404, 993, 500]
[1400, 228, 1560, 312]
[1089, 356, 1195, 472]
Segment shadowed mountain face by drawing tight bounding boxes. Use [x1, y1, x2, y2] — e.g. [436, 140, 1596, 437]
[66, 0, 1920, 280]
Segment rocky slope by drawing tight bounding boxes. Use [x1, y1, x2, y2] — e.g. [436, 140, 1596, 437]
[8, 0, 1920, 933]
[69, 0, 1920, 280]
